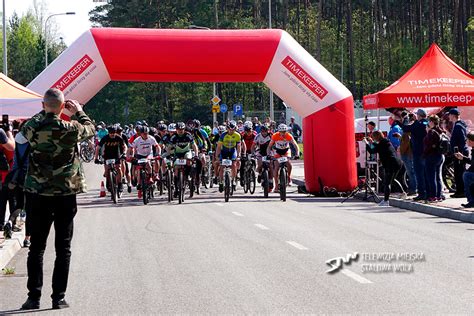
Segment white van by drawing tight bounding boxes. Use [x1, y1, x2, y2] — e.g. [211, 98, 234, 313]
[354, 116, 390, 175]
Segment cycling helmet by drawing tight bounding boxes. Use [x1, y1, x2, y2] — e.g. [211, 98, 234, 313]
[260, 124, 269, 131]
[228, 120, 237, 130]
[98, 121, 105, 126]
[150, 127, 157, 135]
[278, 123, 288, 132]
[107, 125, 117, 133]
[168, 123, 176, 132]
[141, 126, 150, 134]
[142, 120, 148, 127]
[115, 124, 123, 132]
[217, 125, 226, 133]
[158, 123, 167, 131]
[193, 119, 201, 128]
[244, 121, 253, 131]
[176, 122, 186, 130]
[202, 125, 212, 136]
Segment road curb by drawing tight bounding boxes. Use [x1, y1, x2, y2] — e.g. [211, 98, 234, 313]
[292, 177, 474, 224]
[0, 230, 25, 269]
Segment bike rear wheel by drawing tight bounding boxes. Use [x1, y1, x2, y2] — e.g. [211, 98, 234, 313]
[167, 169, 173, 202]
[279, 167, 287, 202]
[249, 169, 256, 194]
[109, 171, 117, 204]
[178, 170, 185, 204]
[224, 172, 231, 202]
[141, 170, 149, 205]
[262, 170, 269, 198]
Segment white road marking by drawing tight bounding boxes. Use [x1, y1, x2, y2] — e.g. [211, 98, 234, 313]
[254, 224, 270, 230]
[232, 211, 244, 217]
[215, 203, 224, 206]
[286, 241, 308, 250]
[341, 269, 373, 284]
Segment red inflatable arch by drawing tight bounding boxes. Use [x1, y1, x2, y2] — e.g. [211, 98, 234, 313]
[28, 28, 357, 193]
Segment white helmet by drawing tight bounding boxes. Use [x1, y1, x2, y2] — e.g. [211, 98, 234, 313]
[278, 124, 288, 132]
[244, 121, 253, 129]
[168, 123, 176, 132]
[217, 125, 226, 133]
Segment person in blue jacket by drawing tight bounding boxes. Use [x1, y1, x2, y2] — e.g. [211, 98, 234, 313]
[402, 109, 428, 201]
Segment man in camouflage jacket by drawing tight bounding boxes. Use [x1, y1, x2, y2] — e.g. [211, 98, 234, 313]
[20, 88, 95, 311]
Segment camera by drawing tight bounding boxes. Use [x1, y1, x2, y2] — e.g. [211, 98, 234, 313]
[454, 146, 459, 153]
[2, 114, 10, 131]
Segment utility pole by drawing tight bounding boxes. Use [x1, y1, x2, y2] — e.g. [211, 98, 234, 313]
[2, 0, 7, 75]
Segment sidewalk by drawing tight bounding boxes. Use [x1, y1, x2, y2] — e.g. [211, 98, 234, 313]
[291, 160, 474, 224]
[0, 227, 25, 269]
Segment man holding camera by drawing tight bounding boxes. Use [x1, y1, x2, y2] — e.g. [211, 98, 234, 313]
[20, 88, 95, 310]
[448, 108, 468, 198]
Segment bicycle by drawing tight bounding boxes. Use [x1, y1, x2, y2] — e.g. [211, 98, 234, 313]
[276, 156, 289, 202]
[163, 156, 174, 202]
[136, 157, 156, 205]
[80, 139, 95, 162]
[104, 158, 121, 204]
[174, 157, 189, 204]
[242, 154, 257, 195]
[201, 151, 213, 189]
[221, 159, 234, 202]
[261, 156, 272, 198]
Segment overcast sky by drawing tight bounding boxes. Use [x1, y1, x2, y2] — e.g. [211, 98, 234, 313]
[6, 0, 106, 45]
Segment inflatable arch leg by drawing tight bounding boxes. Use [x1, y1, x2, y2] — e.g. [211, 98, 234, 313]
[27, 28, 357, 193]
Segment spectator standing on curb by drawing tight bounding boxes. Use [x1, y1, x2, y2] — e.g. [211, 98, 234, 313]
[402, 109, 428, 201]
[364, 130, 405, 206]
[399, 112, 417, 195]
[448, 108, 468, 198]
[423, 115, 446, 202]
[289, 116, 302, 142]
[454, 131, 474, 208]
[388, 115, 403, 151]
[2, 120, 31, 244]
[0, 120, 15, 231]
[20, 89, 95, 311]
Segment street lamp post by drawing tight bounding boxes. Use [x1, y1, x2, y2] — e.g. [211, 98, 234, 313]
[188, 25, 218, 124]
[44, 12, 75, 68]
[269, 0, 274, 121]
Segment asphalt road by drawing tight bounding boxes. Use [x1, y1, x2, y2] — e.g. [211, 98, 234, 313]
[0, 163, 472, 314]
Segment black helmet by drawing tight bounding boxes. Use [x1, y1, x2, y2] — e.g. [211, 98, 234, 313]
[227, 120, 237, 130]
[141, 126, 150, 134]
[107, 125, 117, 133]
[176, 122, 186, 130]
[158, 123, 167, 131]
[260, 123, 269, 131]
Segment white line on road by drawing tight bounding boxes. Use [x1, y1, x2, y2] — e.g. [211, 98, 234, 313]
[286, 241, 308, 250]
[232, 211, 244, 217]
[215, 203, 224, 206]
[341, 269, 373, 284]
[254, 224, 270, 230]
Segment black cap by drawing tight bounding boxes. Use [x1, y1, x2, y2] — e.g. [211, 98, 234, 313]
[449, 108, 460, 116]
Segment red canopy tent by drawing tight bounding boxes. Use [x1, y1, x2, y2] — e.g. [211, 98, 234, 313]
[363, 43, 474, 109]
[0, 73, 42, 119]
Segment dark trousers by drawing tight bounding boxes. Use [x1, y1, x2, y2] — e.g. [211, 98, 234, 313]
[0, 186, 15, 227]
[383, 166, 403, 201]
[413, 155, 426, 198]
[425, 154, 444, 199]
[454, 159, 466, 194]
[27, 194, 77, 301]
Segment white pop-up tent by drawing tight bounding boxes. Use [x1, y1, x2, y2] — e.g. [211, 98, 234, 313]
[0, 73, 42, 119]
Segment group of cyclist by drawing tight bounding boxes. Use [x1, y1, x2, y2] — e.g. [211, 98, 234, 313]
[92, 117, 300, 201]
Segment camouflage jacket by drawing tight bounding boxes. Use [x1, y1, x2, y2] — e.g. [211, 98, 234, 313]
[21, 110, 95, 196]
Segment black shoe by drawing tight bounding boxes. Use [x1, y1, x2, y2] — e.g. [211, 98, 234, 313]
[450, 193, 465, 198]
[219, 183, 224, 193]
[257, 175, 261, 183]
[21, 298, 40, 310]
[23, 239, 31, 248]
[461, 202, 474, 208]
[52, 299, 69, 309]
[413, 195, 425, 201]
[213, 177, 218, 184]
[3, 222, 12, 239]
[118, 183, 123, 192]
[127, 185, 132, 193]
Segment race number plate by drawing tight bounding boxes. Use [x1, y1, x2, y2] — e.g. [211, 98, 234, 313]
[262, 156, 268, 162]
[106, 159, 116, 165]
[221, 159, 233, 166]
[175, 159, 187, 166]
[277, 157, 288, 163]
[137, 158, 148, 164]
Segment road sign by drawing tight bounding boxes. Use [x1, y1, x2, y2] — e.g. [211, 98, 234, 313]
[233, 104, 243, 116]
[212, 105, 220, 113]
[220, 104, 227, 113]
[211, 96, 221, 104]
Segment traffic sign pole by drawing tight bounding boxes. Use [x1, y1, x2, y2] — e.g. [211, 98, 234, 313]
[212, 83, 217, 124]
